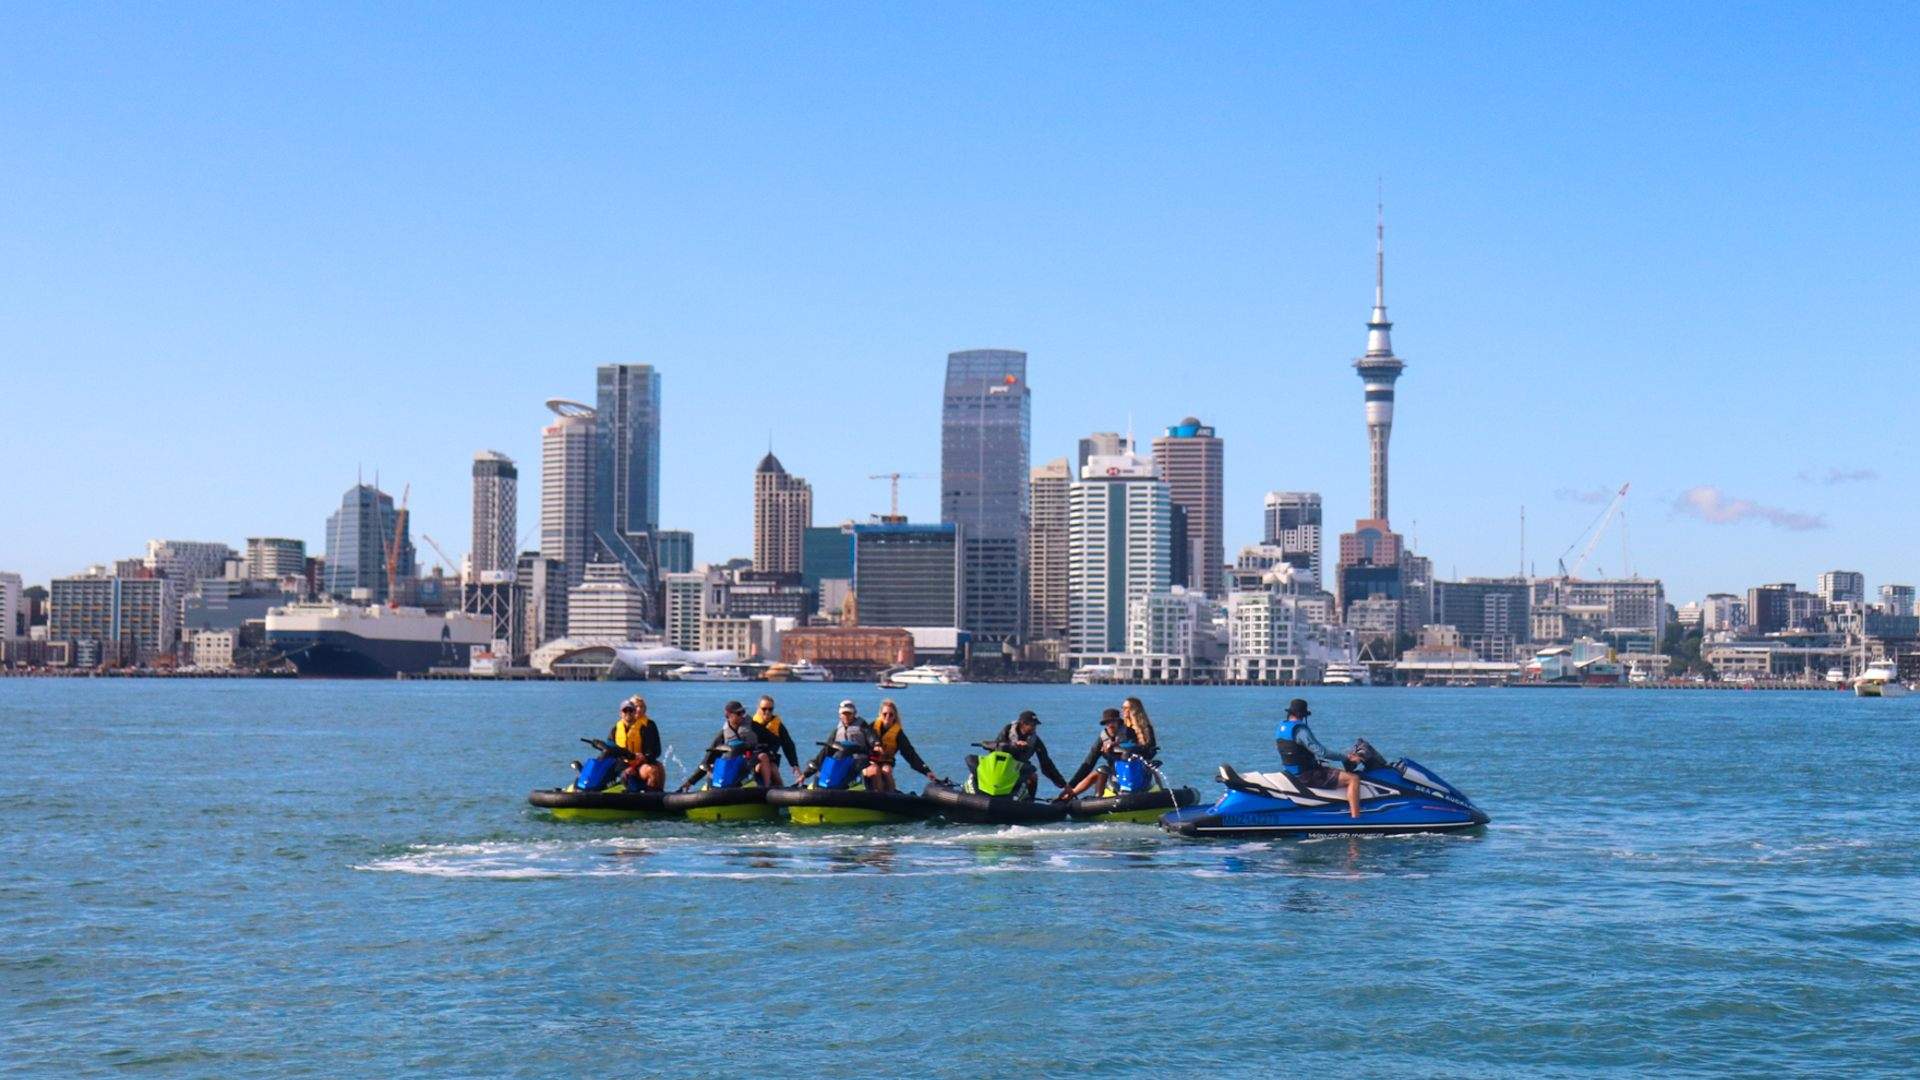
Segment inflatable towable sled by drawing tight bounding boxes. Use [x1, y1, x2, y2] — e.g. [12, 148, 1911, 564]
[1065, 755, 1198, 823]
[529, 740, 676, 822]
[663, 749, 779, 822]
[922, 743, 1070, 826]
[765, 744, 937, 825]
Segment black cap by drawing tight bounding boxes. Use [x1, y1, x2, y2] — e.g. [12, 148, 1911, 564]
[1100, 708, 1123, 724]
[724, 700, 745, 715]
[1287, 698, 1310, 718]
[1017, 710, 1040, 725]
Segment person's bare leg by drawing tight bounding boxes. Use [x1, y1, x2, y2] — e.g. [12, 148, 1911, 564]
[1345, 774, 1361, 818]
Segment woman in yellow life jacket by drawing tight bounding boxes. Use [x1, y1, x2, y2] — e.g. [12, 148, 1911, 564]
[610, 696, 665, 790]
[750, 695, 800, 783]
[863, 699, 939, 792]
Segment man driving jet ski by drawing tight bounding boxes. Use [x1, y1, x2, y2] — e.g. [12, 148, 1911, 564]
[988, 710, 1068, 799]
[1275, 698, 1361, 818]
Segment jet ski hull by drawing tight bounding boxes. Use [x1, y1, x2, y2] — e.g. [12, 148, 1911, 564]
[528, 787, 677, 822]
[1067, 786, 1200, 823]
[663, 785, 779, 822]
[922, 782, 1071, 825]
[765, 786, 936, 825]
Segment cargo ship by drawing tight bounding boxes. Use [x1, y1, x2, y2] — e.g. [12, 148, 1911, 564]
[266, 602, 493, 677]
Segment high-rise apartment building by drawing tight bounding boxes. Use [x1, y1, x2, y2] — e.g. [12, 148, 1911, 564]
[753, 453, 812, 575]
[662, 570, 715, 650]
[1067, 449, 1172, 656]
[244, 538, 306, 581]
[1152, 417, 1224, 598]
[565, 562, 649, 641]
[1881, 584, 1917, 618]
[1262, 492, 1324, 585]
[655, 530, 694, 575]
[1026, 458, 1071, 642]
[940, 349, 1030, 646]
[1700, 593, 1747, 632]
[1432, 577, 1532, 661]
[594, 363, 662, 607]
[49, 569, 178, 664]
[323, 484, 414, 603]
[144, 540, 235, 589]
[515, 552, 567, 658]
[470, 451, 518, 578]
[1817, 570, 1866, 605]
[0, 571, 22, 639]
[540, 399, 596, 590]
[1746, 583, 1797, 634]
[1336, 520, 1405, 622]
[852, 523, 963, 629]
[1076, 432, 1126, 473]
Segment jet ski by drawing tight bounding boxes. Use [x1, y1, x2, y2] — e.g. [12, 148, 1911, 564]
[922, 743, 1070, 825]
[1065, 754, 1199, 823]
[663, 744, 778, 822]
[1161, 754, 1489, 838]
[766, 742, 938, 825]
[528, 739, 676, 822]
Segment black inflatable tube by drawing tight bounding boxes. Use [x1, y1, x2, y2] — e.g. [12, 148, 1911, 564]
[1065, 787, 1200, 820]
[764, 787, 937, 818]
[661, 786, 770, 813]
[528, 787, 671, 812]
[921, 782, 1071, 825]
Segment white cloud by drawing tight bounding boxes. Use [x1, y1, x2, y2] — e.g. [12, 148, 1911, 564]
[1671, 486, 1825, 531]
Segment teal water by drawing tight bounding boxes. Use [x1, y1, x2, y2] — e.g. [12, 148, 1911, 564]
[3, 681, 1917, 1076]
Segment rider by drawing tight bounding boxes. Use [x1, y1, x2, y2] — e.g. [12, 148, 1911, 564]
[1274, 698, 1361, 818]
[988, 710, 1068, 799]
[795, 700, 878, 786]
[610, 696, 665, 791]
[677, 700, 778, 791]
[867, 698, 939, 792]
[750, 695, 800, 784]
[1060, 708, 1139, 800]
[1120, 696, 1159, 759]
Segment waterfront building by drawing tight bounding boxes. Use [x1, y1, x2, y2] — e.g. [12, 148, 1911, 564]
[189, 629, 237, 671]
[244, 538, 306, 582]
[1118, 585, 1219, 681]
[1675, 601, 1704, 630]
[540, 399, 596, 589]
[564, 562, 649, 641]
[1066, 449, 1172, 657]
[1746, 583, 1797, 634]
[723, 571, 814, 621]
[752, 453, 812, 575]
[323, 484, 414, 604]
[49, 569, 178, 665]
[1431, 577, 1532, 662]
[1400, 552, 1434, 634]
[1026, 458, 1071, 643]
[1262, 492, 1324, 585]
[144, 540, 235, 589]
[593, 363, 662, 604]
[1701, 593, 1747, 632]
[662, 570, 716, 650]
[779, 626, 915, 673]
[1354, 204, 1407, 524]
[1818, 570, 1866, 606]
[1346, 595, 1402, 645]
[698, 615, 790, 660]
[1, 571, 21, 639]
[470, 451, 518, 578]
[851, 523, 963, 629]
[1224, 588, 1349, 684]
[1152, 418, 1225, 599]
[1880, 584, 1916, 618]
[655, 529, 694, 575]
[1533, 577, 1668, 649]
[940, 348, 1030, 647]
[515, 552, 567, 658]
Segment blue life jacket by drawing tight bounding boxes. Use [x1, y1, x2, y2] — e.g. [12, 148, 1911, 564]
[1273, 718, 1319, 776]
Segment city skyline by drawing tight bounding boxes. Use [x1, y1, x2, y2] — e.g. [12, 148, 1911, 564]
[3, 7, 1915, 601]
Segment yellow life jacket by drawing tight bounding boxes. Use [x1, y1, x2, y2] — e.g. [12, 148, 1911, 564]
[613, 714, 654, 756]
[872, 716, 902, 758]
[755, 712, 785, 738]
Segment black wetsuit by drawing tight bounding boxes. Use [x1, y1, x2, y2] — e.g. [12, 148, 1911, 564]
[991, 724, 1068, 788]
[1067, 730, 1134, 788]
[752, 714, 801, 770]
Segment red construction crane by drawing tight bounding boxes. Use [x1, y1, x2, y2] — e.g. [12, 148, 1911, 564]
[385, 484, 410, 607]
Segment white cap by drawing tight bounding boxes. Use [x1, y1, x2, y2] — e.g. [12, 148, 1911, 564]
[838, 700, 857, 712]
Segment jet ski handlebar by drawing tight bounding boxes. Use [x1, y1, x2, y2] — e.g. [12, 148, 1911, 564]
[579, 737, 636, 761]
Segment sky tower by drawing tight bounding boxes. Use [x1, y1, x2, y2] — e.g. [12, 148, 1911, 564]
[1353, 202, 1406, 523]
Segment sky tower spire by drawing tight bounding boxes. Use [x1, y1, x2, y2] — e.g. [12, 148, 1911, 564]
[1353, 196, 1407, 523]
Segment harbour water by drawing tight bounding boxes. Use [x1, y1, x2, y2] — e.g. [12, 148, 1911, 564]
[4, 680, 1917, 1075]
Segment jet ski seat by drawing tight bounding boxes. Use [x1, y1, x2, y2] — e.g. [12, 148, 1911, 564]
[1218, 764, 1388, 804]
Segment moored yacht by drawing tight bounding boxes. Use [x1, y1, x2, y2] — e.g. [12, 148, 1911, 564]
[888, 664, 965, 685]
[668, 663, 750, 682]
[1322, 662, 1371, 687]
[1854, 661, 1909, 698]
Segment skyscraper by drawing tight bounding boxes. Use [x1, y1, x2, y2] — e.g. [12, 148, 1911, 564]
[324, 484, 414, 603]
[1354, 204, 1407, 523]
[143, 540, 235, 588]
[752, 452, 812, 575]
[540, 399, 596, 589]
[594, 363, 662, 608]
[470, 450, 518, 578]
[1076, 432, 1126, 473]
[940, 348, 1030, 647]
[1817, 570, 1866, 605]
[654, 530, 694, 575]
[1152, 417, 1224, 598]
[1067, 448, 1172, 656]
[1026, 458, 1071, 643]
[244, 538, 307, 581]
[852, 523, 964, 629]
[1262, 492, 1324, 585]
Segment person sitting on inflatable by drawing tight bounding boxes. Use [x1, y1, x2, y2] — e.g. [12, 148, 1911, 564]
[988, 710, 1068, 799]
[750, 695, 800, 785]
[1120, 696, 1159, 759]
[1059, 708, 1139, 800]
[795, 700, 877, 785]
[867, 698, 939, 792]
[1274, 698, 1361, 818]
[677, 700, 778, 791]
[611, 696, 665, 791]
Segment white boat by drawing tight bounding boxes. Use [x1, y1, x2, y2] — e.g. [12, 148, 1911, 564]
[1853, 661, 1909, 698]
[1322, 662, 1371, 687]
[1071, 663, 1118, 685]
[1825, 668, 1847, 685]
[668, 663, 750, 682]
[888, 664, 965, 686]
[762, 660, 832, 683]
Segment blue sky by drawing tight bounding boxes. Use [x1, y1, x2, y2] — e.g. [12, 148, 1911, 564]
[3, 3, 1914, 602]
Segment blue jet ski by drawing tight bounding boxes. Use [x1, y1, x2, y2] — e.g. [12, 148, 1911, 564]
[1161, 756, 1488, 838]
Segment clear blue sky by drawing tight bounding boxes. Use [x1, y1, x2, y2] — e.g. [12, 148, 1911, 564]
[4, 3, 1915, 603]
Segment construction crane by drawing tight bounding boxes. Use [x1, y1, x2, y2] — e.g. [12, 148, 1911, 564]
[1557, 483, 1629, 580]
[384, 484, 410, 607]
[868, 472, 933, 520]
[419, 534, 458, 576]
